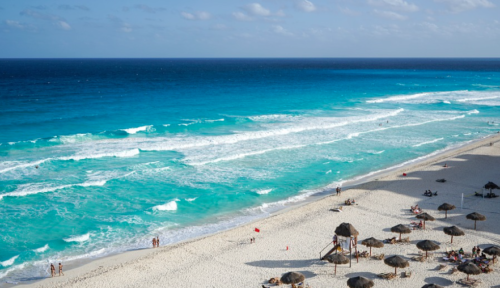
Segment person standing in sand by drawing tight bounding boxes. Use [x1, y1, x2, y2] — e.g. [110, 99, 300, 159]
[156, 236, 160, 247]
[50, 263, 55, 277]
[59, 263, 64, 276]
[152, 237, 157, 248]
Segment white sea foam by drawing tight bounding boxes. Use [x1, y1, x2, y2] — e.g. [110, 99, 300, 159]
[0, 256, 18, 267]
[122, 125, 152, 134]
[205, 118, 225, 123]
[188, 145, 306, 166]
[467, 109, 480, 115]
[60, 148, 140, 161]
[185, 197, 197, 202]
[0, 159, 52, 174]
[248, 114, 299, 121]
[443, 100, 451, 104]
[140, 108, 405, 152]
[33, 244, 49, 253]
[0, 180, 107, 200]
[372, 150, 385, 154]
[153, 199, 179, 211]
[366, 92, 432, 103]
[456, 95, 500, 103]
[163, 124, 171, 127]
[63, 233, 90, 243]
[326, 170, 332, 174]
[255, 189, 272, 195]
[413, 138, 444, 147]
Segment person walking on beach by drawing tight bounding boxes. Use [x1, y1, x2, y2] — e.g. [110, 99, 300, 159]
[152, 237, 157, 248]
[59, 263, 64, 276]
[338, 186, 342, 196]
[156, 236, 160, 247]
[50, 263, 55, 277]
[336, 186, 340, 196]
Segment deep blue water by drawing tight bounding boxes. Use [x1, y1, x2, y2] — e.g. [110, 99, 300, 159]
[1, 58, 500, 284]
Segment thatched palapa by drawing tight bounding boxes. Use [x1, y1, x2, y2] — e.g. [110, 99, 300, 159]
[347, 276, 374, 288]
[457, 262, 481, 281]
[466, 212, 486, 230]
[416, 240, 440, 258]
[361, 237, 384, 256]
[326, 253, 349, 275]
[384, 255, 409, 274]
[443, 226, 464, 243]
[438, 203, 455, 219]
[390, 224, 411, 241]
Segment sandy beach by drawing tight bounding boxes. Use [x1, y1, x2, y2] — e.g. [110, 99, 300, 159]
[21, 134, 500, 288]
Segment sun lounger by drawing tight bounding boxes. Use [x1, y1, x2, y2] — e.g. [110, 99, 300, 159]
[402, 270, 412, 278]
[378, 273, 396, 280]
[372, 253, 384, 260]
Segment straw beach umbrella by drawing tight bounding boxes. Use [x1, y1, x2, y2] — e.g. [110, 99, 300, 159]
[326, 253, 349, 275]
[384, 255, 409, 274]
[466, 212, 486, 230]
[483, 246, 500, 263]
[422, 284, 444, 288]
[443, 226, 465, 243]
[438, 203, 455, 219]
[457, 262, 481, 281]
[484, 181, 499, 191]
[280, 272, 305, 287]
[416, 212, 435, 229]
[335, 223, 359, 237]
[416, 240, 440, 258]
[390, 224, 411, 241]
[335, 223, 359, 267]
[361, 237, 384, 256]
[347, 276, 374, 288]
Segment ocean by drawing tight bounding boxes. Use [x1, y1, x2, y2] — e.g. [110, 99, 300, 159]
[1, 58, 499, 284]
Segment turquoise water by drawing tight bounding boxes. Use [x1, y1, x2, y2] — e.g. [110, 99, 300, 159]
[1, 59, 500, 284]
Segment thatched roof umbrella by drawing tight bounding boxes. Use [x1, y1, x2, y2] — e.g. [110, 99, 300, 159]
[281, 272, 305, 287]
[484, 181, 499, 190]
[335, 223, 359, 267]
[361, 237, 384, 256]
[390, 224, 411, 241]
[443, 226, 465, 243]
[466, 212, 486, 230]
[347, 276, 374, 288]
[384, 255, 409, 275]
[422, 284, 444, 288]
[457, 262, 481, 281]
[326, 253, 349, 275]
[416, 212, 435, 229]
[335, 223, 359, 237]
[438, 203, 455, 219]
[483, 246, 500, 263]
[416, 240, 440, 258]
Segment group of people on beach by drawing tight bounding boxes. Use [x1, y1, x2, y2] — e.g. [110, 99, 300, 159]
[423, 190, 438, 197]
[336, 186, 342, 196]
[152, 236, 160, 248]
[344, 199, 355, 205]
[50, 263, 64, 277]
[410, 204, 421, 214]
[250, 237, 256, 244]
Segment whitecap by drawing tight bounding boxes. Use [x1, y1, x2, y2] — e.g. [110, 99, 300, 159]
[122, 125, 153, 134]
[205, 118, 225, 123]
[0, 180, 107, 200]
[326, 170, 332, 174]
[59, 148, 140, 161]
[467, 109, 480, 115]
[0, 255, 19, 267]
[185, 197, 197, 202]
[255, 189, 272, 195]
[63, 233, 90, 243]
[412, 138, 444, 147]
[33, 244, 49, 253]
[153, 199, 179, 211]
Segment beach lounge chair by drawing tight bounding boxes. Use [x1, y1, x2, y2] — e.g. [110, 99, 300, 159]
[331, 206, 343, 212]
[377, 273, 396, 280]
[402, 270, 412, 278]
[372, 253, 384, 260]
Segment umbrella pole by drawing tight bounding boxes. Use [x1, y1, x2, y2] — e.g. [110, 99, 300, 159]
[395, 267, 397, 275]
[474, 220, 477, 230]
[334, 264, 337, 275]
[445, 211, 447, 219]
[349, 238, 352, 268]
[355, 237, 358, 263]
[399, 232, 402, 241]
[370, 247, 372, 257]
[426, 250, 428, 258]
[424, 220, 426, 230]
[451, 235, 453, 244]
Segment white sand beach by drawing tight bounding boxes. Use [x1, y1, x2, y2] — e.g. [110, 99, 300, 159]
[23, 134, 500, 288]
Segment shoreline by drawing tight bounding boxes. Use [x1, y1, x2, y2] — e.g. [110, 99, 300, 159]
[13, 132, 500, 287]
